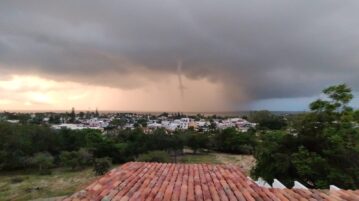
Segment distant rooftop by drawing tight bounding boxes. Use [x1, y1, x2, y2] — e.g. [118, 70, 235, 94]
[64, 162, 359, 201]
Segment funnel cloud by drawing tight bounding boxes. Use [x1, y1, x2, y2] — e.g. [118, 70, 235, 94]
[177, 59, 185, 101]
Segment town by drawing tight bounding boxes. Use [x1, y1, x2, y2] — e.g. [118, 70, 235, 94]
[1, 109, 257, 133]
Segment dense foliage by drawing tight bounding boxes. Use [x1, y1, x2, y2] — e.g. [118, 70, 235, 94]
[0, 122, 254, 174]
[29, 152, 54, 174]
[93, 157, 112, 175]
[252, 84, 359, 189]
[249, 110, 287, 130]
[212, 128, 256, 154]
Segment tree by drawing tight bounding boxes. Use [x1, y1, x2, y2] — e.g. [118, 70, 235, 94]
[30, 152, 54, 174]
[213, 128, 256, 154]
[60, 149, 93, 170]
[159, 112, 169, 117]
[186, 133, 209, 154]
[69, 107, 76, 123]
[79, 112, 85, 119]
[93, 157, 111, 175]
[323, 84, 353, 111]
[60, 151, 79, 170]
[133, 122, 140, 128]
[95, 108, 99, 117]
[137, 118, 148, 128]
[354, 110, 359, 123]
[249, 110, 287, 130]
[252, 84, 359, 189]
[49, 114, 61, 124]
[209, 121, 217, 130]
[110, 118, 127, 129]
[77, 148, 93, 167]
[171, 132, 185, 162]
[292, 147, 329, 187]
[252, 131, 294, 184]
[31, 113, 45, 124]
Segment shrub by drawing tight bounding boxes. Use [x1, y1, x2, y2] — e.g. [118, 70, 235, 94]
[59, 151, 79, 170]
[77, 148, 93, 167]
[60, 149, 93, 170]
[30, 152, 54, 174]
[93, 157, 111, 175]
[213, 128, 256, 154]
[137, 151, 171, 163]
[186, 133, 209, 154]
[238, 144, 254, 155]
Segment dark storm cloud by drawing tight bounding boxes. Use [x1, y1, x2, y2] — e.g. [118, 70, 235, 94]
[1, 0, 359, 103]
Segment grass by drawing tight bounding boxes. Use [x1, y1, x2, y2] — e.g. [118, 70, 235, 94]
[0, 153, 255, 200]
[212, 153, 256, 175]
[178, 152, 256, 175]
[0, 168, 98, 201]
[178, 153, 220, 164]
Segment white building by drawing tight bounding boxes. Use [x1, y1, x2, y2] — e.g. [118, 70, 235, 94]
[6, 120, 20, 124]
[51, 123, 104, 131]
[148, 122, 163, 129]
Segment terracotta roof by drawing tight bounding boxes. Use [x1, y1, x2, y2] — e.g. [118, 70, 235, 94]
[64, 162, 359, 201]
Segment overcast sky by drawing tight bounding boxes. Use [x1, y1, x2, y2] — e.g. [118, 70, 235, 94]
[0, 0, 359, 111]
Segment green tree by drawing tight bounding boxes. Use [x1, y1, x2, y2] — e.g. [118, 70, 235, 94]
[353, 110, 359, 123]
[49, 114, 61, 124]
[95, 108, 99, 117]
[186, 133, 209, 154]
[69, 107, 76, 123]
[79, 112, 85, 119]
[30, 152, 54, 174]
[252, 84, 359, 189]
[60, 149, 93, 170]
[137, 118, 148, 128]
[60, 151, 79, 170]
[209, 121, 217, 130]
[292, 147, 329, 187]
[110, 118, 127, 129]
[249, 110, 287, 130]
[213, 128, 256, 154]
[93, 157, 111, 175]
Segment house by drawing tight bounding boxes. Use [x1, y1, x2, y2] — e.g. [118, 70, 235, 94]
[6, 119, 20, 124]
[51, 123, 103, 131]
[147, 122, 162, 129]
[196, 120, 207, 127]
[64, 162, 359, 201]
[51, 123, 84, 130]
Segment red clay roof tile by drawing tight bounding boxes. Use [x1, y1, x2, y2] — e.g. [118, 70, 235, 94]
[65, 162, 359, 201]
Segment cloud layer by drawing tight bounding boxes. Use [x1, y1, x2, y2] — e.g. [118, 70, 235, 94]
[1, 0, 359, 109]
[0, 75, 228, 112]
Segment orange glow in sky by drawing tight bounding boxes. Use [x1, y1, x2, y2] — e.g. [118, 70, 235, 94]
[0, 74, 233, 112]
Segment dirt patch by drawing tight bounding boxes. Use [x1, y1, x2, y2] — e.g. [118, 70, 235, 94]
[214, 153, 256, 175]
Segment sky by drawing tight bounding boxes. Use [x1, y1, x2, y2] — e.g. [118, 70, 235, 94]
[0, 0, 359, 112]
